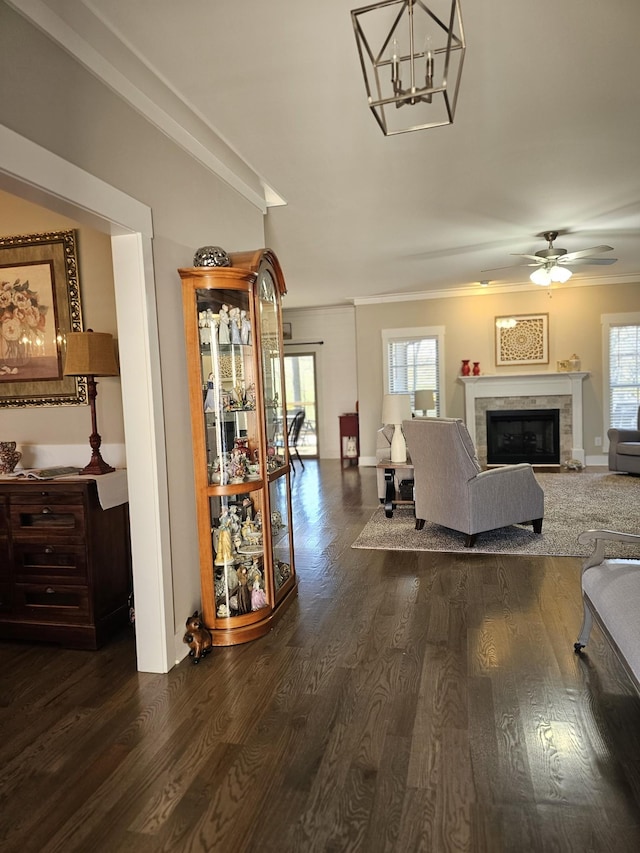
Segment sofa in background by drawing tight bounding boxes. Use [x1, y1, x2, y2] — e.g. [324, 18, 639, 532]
[608, 406, 640, 474]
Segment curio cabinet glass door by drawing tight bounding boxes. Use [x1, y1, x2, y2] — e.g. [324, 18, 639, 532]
[179, 249, 296, 645]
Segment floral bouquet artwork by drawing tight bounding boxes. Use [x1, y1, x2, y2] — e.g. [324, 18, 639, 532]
[0, 274, 52, 379]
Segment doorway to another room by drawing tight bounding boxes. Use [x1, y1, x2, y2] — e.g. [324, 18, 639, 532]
[284, 352, 319, 458]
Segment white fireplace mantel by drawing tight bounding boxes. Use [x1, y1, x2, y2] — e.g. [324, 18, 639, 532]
[460, 372, 589, 464]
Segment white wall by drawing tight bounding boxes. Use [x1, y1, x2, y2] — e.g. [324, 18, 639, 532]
[282, 305, 357, 458]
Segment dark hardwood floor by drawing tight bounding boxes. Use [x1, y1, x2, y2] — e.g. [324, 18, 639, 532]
[1, 461, 639, 852]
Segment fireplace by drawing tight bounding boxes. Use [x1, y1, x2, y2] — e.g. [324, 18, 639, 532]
[486, 408, 560, 465]
[460, 372, 588, 467]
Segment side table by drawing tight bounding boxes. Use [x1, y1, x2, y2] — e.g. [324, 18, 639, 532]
[339, 413, 359, 467]
[376, 462, 415, 518]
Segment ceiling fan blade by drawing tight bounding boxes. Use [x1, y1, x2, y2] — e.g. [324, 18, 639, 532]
[561, 245, 614, 261]
[562, 257, 618, 266]
[481, 263, 533, 273]
[510, 253, 544, 262]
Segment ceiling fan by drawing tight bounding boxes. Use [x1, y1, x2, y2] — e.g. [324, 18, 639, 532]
[483, 231, 618, 285]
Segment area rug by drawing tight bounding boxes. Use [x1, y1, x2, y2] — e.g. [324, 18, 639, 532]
[352, 472, 640, 557]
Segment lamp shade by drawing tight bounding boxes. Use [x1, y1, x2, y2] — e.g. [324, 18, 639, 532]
[414, 389, 435, 413]
[63, 331, 119, 377]
[382, 394, 412, 425]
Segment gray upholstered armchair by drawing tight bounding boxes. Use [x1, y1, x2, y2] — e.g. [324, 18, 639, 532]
[608, 407, 640, 474]
[403, 417, 544, 547]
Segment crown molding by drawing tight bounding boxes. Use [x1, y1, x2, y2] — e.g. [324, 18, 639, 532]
[351, 272, 640, 305]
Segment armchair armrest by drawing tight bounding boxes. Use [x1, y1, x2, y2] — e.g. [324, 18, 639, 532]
[577, 529, 640, 569]
[471, 464, 543, 498]
[468, 464, 543, 531]
[473, 463, 533, 481]
[607, 428, 640, 446]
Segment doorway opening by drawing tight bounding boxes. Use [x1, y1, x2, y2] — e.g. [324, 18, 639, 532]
[284, 352, 319, 457]
[1, 124, 172, 673]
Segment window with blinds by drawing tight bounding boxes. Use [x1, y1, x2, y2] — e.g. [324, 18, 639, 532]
[382, 326, 444, 415]
[609, 322, 640, 428]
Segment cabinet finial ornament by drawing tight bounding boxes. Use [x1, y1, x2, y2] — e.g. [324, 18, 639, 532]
[193, 246, 231, 267]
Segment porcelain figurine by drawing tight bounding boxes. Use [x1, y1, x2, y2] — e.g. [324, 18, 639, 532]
[251, 581, 267, 611]
[183, 611, 213, 663]
[218, 304, 231, 344]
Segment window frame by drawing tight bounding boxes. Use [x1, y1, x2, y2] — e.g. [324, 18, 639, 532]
[381, 325, 446, 416]
[602, 311, 640, 439]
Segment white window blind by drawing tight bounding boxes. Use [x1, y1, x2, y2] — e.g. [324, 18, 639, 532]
[383, 327, 443, 415]
[609, 323, 640, 428]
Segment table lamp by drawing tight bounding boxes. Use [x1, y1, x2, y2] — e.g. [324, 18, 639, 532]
[63, 329, 119, 475]
[414, 389, 435, 416]
[381, 394, 412, 463]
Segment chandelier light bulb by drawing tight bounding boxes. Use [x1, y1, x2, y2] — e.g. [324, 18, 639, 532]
[390, 37, 402, 94]
[424, 34, 434, 101]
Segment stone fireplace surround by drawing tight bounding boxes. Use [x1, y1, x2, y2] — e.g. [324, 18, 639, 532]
[460, 372, 589, 467]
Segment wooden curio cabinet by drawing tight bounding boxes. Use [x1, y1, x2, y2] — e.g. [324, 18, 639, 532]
[179, 249, 297, 645]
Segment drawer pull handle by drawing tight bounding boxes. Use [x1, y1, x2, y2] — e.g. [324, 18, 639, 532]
[44, 546, 54, 554]
[45, 587, 55, 594]
[41, 507, 52, 515]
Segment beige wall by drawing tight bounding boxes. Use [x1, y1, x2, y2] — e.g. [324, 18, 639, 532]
[0, 190, 124, 458]
[355, 282, 640, 462]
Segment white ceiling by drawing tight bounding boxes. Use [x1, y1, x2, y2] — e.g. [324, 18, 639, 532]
[16, 0, 640, 308]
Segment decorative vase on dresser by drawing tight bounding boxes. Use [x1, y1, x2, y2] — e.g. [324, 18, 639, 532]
[178, 249, 297, 646]
[461, 359, 471, 376]
[0, 441, 21, 474]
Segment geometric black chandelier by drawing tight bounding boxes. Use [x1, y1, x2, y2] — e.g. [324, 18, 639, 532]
[351, 0, 466, 136]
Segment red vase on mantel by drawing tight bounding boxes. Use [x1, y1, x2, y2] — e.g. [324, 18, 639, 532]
[472, 362, 481, 376]
[461, 359, 471, 376]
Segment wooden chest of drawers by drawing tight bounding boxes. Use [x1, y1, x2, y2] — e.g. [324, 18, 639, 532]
[0, 479, 131, 649]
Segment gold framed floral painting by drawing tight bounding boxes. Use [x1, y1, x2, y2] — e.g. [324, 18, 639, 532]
[0, 230, 86, 407]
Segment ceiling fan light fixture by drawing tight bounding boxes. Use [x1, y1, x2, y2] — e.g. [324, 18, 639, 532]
[530, 267, 552, 286]
[484, 231, 618, 284]
[549, 265, 572, 283]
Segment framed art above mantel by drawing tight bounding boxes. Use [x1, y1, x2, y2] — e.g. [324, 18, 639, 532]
[495, 313, 549, 367]
[0, 229, 86, 407]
